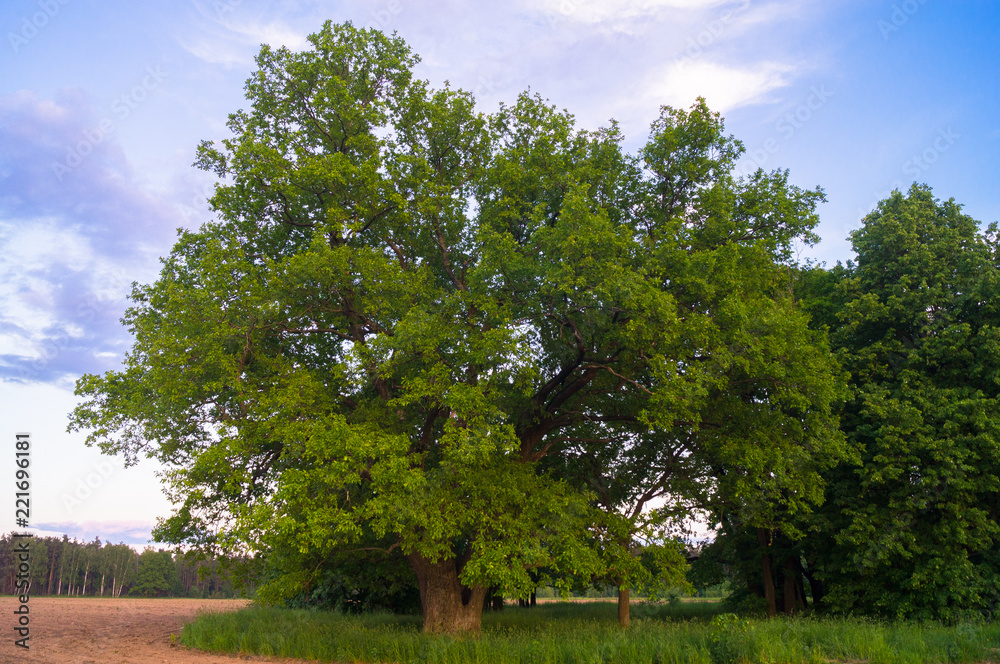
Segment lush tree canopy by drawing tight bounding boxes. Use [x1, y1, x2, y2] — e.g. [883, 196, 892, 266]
[816, 185, 1000, 620]
[696, 184, 1000, 622]
[69, 21, 845, 633]
[130, 549, 184, 598]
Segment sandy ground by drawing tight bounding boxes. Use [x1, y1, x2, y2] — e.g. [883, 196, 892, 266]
[0, 597, 318, 664]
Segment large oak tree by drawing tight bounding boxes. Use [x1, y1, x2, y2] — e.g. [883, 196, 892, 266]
[69, 22, 844, 633]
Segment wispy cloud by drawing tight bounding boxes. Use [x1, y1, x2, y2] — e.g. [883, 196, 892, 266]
[404, 0, 814, 135]
[528, 0, 736, 26]
[178, 0, 313, 67]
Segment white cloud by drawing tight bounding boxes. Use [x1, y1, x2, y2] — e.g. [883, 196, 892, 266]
[177, 38, 253, 68]
[0, 213, 147, 378]
[647, 59, 793, 113]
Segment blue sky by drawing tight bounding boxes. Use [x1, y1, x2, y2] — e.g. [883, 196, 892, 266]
[1, 0, 998, 546]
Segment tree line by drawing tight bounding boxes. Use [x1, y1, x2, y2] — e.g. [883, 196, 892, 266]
[0, 533, 241, 598]
[66, 20, 1000, 633]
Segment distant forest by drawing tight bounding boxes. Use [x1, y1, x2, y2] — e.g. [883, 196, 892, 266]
[0, 532, 246, 598]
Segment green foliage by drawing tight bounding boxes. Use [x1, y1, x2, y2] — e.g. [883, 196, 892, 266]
[699, 184, 1000, 621]
[174, 552, 241, 598]
[708, 613, 762, 664]
[69, 21, 844, 632]
[811, 184, 1000, 620]
[259, 534, 421, 613]
[130, 549, 183, 597]
[181, 603, 1000, 664]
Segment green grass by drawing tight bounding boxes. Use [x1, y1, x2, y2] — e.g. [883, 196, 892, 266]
[180, 600, 1000, 663]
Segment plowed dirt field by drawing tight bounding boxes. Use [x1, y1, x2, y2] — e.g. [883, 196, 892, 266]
[0, 597, 315, 664]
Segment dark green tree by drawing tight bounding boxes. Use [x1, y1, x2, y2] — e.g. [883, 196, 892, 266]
[130, 549, 183, 597]
[803, 184, 1000, 620]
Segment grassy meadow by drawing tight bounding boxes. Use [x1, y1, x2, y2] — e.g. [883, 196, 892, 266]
[180, 599, 1000, 663]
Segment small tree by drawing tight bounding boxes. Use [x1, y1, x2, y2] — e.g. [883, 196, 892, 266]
[131, 549, 183, 597]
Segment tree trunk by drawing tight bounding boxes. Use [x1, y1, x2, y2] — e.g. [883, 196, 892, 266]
[68, 545, 78, 597]
[782, 557, 798, 615]
[617, 585, 630, 628]
[408, 553, 486, 634]
[804, 568, 824, 609]
[47, 551, 56, 595]
[757, 528, 777, 618]
[484, 586, 505, 611]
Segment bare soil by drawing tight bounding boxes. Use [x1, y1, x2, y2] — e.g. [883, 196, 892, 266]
[0, 597, 317, 664]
